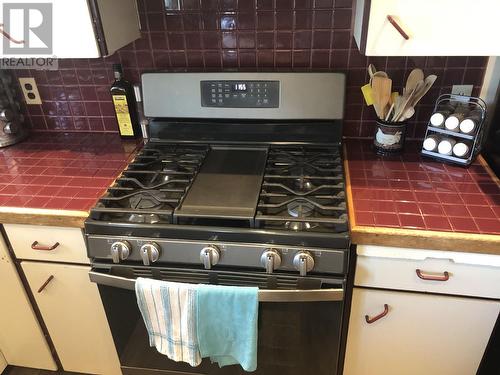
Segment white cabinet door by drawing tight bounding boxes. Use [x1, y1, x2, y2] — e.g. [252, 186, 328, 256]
[0, 0, 140, 58]
[0, 0, 99, 58]
[344, 288, 500, 375]
[21, 261, 121, 375]
[354, 0, 500, 56]
[0, 235, 56, 370]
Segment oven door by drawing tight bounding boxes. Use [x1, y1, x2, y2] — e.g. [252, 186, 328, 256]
[90, 264, 345, 375]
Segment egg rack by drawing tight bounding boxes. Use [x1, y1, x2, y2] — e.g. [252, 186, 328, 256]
[420, 94, 486, 166]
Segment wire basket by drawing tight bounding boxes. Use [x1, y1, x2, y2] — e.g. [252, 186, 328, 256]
[420, 94, 486, 166]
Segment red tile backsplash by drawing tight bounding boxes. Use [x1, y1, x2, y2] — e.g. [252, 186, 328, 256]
[346, 139, 500, 235]
[11, 0, 487, 138]
[0, 133, 139, 212]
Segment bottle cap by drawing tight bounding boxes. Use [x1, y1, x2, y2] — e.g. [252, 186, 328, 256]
[453, 143, 469, 157]
[459, 118, 475, 134]
[423, 137, 438, 151]
[444, 115, 460, 130]
[438, 140, 453, 155]
[430, 113, 445, 127]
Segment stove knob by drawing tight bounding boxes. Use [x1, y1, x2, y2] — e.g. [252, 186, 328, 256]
[0, 109, 13, 122]
[293, 251, 315, 276]
[261, 249, 282, 274]
[200, 246, 220, 270]
[3, 122, 19, 134]
[110, 241, 131, 264]
[140, 242, 161, 266]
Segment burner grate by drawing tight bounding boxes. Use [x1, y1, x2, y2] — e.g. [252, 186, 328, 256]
[256, 146, 348, 233]
[89, 143, 208, 224]
[88, 143, 348, 235]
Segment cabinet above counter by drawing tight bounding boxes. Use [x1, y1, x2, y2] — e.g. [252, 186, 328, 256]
[0, 0, 141, 58]
[354, 0, 500, 56]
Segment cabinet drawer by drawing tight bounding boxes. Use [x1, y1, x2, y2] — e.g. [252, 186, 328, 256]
[355, 245, 500, 299]
[4, 224, 88, 264]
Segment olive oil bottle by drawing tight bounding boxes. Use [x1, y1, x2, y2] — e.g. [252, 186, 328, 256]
[110, 64, 140, 138]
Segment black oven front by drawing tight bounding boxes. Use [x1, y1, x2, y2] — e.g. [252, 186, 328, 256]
[90, 264, 345, 375]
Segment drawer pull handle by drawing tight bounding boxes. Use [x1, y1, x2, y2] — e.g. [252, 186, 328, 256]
[416, 269, 450, 281]
[387, 15, 410, 40]
[31, 241, 60, 251]
[365, 304, 389, 324]
[37, 275, 54, 293]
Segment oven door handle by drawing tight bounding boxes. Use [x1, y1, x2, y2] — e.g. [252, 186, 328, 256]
[88, 271, 344, 303]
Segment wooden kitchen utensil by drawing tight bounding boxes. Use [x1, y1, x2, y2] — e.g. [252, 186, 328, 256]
[393, 80, 423, 121]
[372, 76, 392, 119]
[405, 68, 424, 94]
[410, 75, 438, 107]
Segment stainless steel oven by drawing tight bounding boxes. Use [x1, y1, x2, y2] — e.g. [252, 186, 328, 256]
[85, 72, 351, 375]
[90, 263, 345, 375]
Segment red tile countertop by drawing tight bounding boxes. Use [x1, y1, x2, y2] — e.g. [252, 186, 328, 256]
[345, 139, 500, 254]
[0, 132, 140, 227]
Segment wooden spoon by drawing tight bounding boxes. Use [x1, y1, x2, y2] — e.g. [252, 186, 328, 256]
[393, 81, 423, 121]
[399, 106, 415, 121]
[405, 68, 424, 93]
[372, 76, 392, 120]
[409, 74, 437, 107]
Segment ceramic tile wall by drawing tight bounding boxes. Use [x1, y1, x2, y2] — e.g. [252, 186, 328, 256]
[13, 0, 488, 138]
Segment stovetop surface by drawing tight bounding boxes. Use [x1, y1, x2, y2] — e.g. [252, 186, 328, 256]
[86, 141, 349, 248]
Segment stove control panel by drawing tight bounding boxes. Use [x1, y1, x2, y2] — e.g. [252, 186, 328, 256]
[93, 236, 346, 275]
[200, 80, 279, 108]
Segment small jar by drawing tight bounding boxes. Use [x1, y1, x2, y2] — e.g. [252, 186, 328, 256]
[423, 135, 440, 152]
[445, 106, 470, 132]
[430, 110, 452, 128]
[452, 142, 470, 158]
[459, 108, 482, 134]
[438, 138, 456, 155]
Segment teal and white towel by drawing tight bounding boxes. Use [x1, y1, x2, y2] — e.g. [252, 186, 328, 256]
[197, 284, 259, 372]
[135, 277, 202, 367]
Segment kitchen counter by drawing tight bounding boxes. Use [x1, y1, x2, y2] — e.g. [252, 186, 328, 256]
[344, 139, 500, 254]
[0, 132, 140, 227]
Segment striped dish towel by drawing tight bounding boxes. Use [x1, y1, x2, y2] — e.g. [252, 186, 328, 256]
[135, 277, 202, 366]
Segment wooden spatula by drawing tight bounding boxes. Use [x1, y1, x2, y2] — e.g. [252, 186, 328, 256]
[371, 76, 392, 120]
[405, 68, 424, 93]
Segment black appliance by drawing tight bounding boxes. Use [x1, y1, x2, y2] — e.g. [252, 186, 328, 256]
[483, 93, 500, 177]
[85, 72, 350, 375]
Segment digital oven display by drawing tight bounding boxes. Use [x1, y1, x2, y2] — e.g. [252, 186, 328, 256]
[232, 83, 247, 92]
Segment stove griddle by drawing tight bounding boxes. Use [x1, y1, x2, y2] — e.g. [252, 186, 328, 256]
[176, 147, 267, 220]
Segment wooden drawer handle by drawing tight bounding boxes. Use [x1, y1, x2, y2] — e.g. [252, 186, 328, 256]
[37, 275, 54, 293]
[387, 15, 410, 40]
[365, 304, 389, 324]
[31, 241, 60, 251]
[416, 269, 450, 281]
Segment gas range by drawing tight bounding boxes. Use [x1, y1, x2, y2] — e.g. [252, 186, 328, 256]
[85, 72, 349, 278]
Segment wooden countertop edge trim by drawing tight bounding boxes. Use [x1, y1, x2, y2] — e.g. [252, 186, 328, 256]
[0, 207, 88, 228]
[350, 225, 500, 254]
[343, 147, 357, 228]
